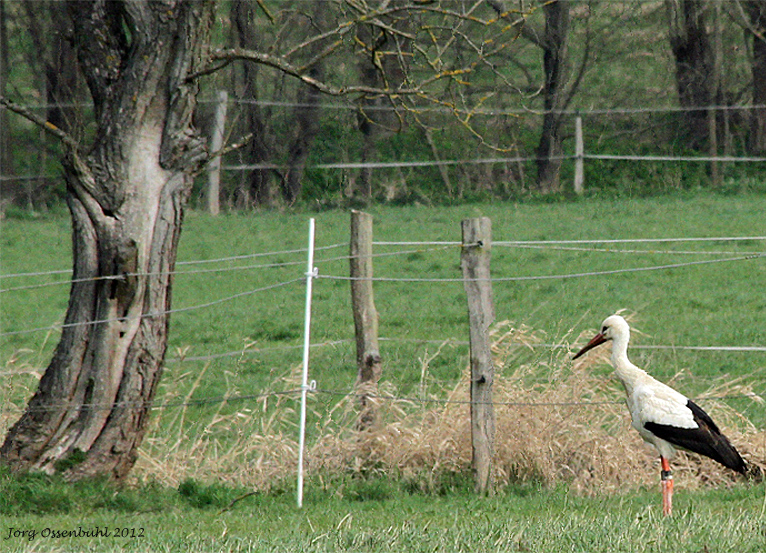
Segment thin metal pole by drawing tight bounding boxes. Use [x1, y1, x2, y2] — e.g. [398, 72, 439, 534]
[297, 218, 316, 508]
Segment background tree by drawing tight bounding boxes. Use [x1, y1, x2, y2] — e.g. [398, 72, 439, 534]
[489, 0, 590, 193]
[665, 0, 714, 148]
[228, 0, 327, 206]
[278, 2, 327, 204]
[535, 0, 572, 193]
[742, 0, 766, 154]
[231, 0, 275, 206]
[351, 0, 411, 202]
[0, 0, 9, 180]
[0, 1, 87, 209]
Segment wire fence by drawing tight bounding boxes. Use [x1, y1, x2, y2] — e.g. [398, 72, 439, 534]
[2, 229, 766, 413]
[3, 101, 766, 185]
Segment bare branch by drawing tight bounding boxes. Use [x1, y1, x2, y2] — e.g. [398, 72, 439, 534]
[255, 0, 276, 24]
[0, 95, 111, 214]
[209, 48, 422, 97]
[0, 96, 81, 153]
[297, 40, 345, 74]
[486, 0, 545, 47]
[191, 133, 254, 179]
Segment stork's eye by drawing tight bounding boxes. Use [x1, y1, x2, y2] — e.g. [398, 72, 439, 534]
[601, 326, 608, 334]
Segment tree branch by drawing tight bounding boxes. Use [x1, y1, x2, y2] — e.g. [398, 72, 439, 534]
[0, 95, 106, 215]
[0, 96, 81, 153]
[205, 48, 422, 97]
[485, 0, 545, 47]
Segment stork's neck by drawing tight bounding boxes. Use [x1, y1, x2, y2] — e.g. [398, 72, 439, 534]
[609, 333, 647, 392]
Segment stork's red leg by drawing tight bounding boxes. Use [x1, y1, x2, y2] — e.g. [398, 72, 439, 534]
[660, 456, 673, 516]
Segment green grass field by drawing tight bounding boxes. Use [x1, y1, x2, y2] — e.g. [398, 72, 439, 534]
[2, 190, 766, 551]
[4, 192, 766, 398]
[1, 472, 765, 552]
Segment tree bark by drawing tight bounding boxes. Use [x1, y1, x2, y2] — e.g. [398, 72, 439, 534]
[1, 0, 214, 480]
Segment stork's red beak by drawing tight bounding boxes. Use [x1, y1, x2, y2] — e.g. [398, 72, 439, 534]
[572, 332, 607, 360]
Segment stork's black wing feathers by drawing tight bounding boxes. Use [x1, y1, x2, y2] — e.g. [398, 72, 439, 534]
[644, 400, 747, 474]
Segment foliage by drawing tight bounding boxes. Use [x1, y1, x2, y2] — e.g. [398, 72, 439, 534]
[3, 1, 766, 210]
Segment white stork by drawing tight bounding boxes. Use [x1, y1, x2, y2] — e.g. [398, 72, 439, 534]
[573, 314, 750, 515]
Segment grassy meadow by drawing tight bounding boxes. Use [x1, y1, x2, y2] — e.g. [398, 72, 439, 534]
[2, 190, 766, 551]
[1, 475, 766, 552]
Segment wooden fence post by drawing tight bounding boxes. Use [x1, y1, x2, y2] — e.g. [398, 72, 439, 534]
[461, 217, 495, 495]
[207, 90, 228, 216]
[350, 210, 382, 429]
[574, 116, 584, 195]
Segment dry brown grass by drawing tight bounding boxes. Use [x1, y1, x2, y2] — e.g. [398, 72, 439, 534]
[132, 320, 766, 495]
[3, 323, 764, 495]
[0, 349, 41, 438]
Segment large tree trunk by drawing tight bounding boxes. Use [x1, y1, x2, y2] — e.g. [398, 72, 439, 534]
[1, 0, 214, 480]
[535, 0, 570, 194]
[666, 0, 713, 149]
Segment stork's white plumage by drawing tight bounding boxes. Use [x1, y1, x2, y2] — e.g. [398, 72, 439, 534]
[573, 314, 750, 515]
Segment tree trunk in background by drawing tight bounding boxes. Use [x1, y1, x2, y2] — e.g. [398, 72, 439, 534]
[21, 1, 82, 136]
[745, 0, 766, 154]
[354, 2, 410, 202]
[355, 22, 387, 202]
[0, 0, 10, 181]
[25, 2, 84, 209]
[535, 0, 570, 194]
[282, 64, 323, 203]
[280, 2, 327, 204]
[2, 2, 84, 208]
[232, 0, 276, 207]
[356, 65, 380, 202]
[1, 0, 214, 481]
[666, 0, 713, 149]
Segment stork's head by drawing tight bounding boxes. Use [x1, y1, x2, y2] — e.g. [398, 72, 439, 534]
[572, 314, 630, 360]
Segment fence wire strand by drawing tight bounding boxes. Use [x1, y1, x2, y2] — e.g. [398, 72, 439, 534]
[3, 233, 766, 421]
[317, 252, 765, 283]
[0, 277, 304, 338]
[1, 385, 761, 417]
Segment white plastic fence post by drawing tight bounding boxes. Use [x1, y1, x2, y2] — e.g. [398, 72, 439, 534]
[297, 218, 317, 508]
